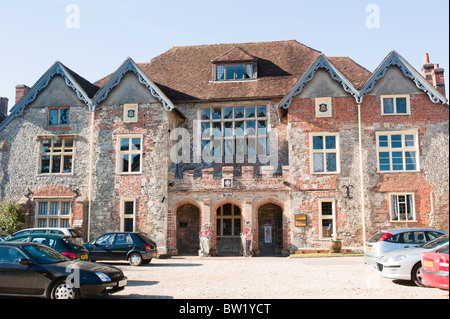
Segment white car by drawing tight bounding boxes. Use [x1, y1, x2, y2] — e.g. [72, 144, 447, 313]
[375, 234, 449, 286]
[13, 228, 83, 244]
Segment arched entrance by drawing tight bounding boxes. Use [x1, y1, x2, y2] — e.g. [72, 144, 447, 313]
[176, 203, 200, 255]
[258, 203, 283, 256]
[216, 203, 241, 255]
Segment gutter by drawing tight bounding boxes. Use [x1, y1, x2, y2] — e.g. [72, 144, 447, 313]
[87, 110, 94, 242]
[357, 103, 367, 246]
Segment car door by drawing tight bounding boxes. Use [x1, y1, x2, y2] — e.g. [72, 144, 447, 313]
[0, 246, 42, 295]
[89, 234, 115, 261]
[401, 231, 426, 249]
[110, 233, 134, 260]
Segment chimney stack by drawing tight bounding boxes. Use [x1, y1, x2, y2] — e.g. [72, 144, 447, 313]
[422, 53, 446, 97]
[0, 97, 8, 117]
[15, 84, 31, 104]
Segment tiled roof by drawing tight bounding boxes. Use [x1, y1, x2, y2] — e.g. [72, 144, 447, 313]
[95, 40, 372, 103]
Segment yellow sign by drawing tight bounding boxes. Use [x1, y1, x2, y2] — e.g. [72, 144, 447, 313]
[295, 214, 307, 227]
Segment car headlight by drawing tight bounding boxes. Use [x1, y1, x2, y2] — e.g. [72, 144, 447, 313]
[387, 255, 407, 262]
[95, 272, 111, 282]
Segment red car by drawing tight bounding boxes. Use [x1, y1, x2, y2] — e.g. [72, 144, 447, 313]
[421, 244, 449, 289]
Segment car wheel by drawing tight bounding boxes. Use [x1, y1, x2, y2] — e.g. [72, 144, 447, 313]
[411, 262, 425, 287]
[128, 252, 143, 266]
[51, 279, 79, 299]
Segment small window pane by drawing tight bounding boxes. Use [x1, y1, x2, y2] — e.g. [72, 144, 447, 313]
[246, 121, 256, 135]
[52, 155, 61, 173]
[404, 135, 414, 147]
[223, 107, 233, 119]
[49, 109, 59, 125]
[38, 202, 48, 216]
[120, 138, 129, 151]
[212, 108, 222, 120]
[212, 122, 222, 137]
[224, 122, 233, 137]
[124, 201, 134, 215]
[60, 109, 69, 124]
[379, 152, 390, 171]
[325, 136, 336, 149]
[379, 135, 388, 148]
[226, 64, 235, 80]
[234, 107, 244, 119]
[257, 106, 267, 118]
[392, 152, 403, 170]
[257, 120, 267, 135]
[61, 202, 70, 215]
[63, 155, 72, 173]
[121, 154, 129, 172]
[50, 202, 59, 215]
[64, 140, 74, 152]
[391, 135, 402, 148]
[245, 106, 255, 118]
[235, 121, 244, 136]
[201, 122, 210, 137]
[326, 153, 337, 172]
[313, 136, 323, 150]
[201, 108, 210, 120]
[235, 64, 244, 79]
[53, 140, 62, 152]
[131, 138, 141, 151]
[321, 202, 333, 215]
[405, 151, 416, 170]
[313, 153, 324, 172]
[41, 156, 50, 173]
[396, 98, 407, 113]
[383, 98, 394, 114]
[131, 154, 140, 172]
[216, 65, 225, 80]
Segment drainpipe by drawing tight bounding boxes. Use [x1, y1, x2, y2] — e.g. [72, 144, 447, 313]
[87, 110, 94, 242]
[357, 103, 367, 246]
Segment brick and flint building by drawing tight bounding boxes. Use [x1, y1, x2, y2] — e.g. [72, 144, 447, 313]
[0, 41, 448, 255]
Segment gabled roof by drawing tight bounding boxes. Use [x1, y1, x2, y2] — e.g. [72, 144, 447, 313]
[0, 61, 99, 131]
[278, 54, 370, 109]
[92, 58, 175, 112]
[360, 51, 448, 105]
[211, 46, 257, 63]
[96, 40, 326, 103]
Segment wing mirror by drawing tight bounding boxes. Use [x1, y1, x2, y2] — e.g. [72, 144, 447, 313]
[19, 259, 32, 266]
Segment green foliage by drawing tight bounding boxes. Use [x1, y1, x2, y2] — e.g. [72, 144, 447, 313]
[0, 200, 26, 234]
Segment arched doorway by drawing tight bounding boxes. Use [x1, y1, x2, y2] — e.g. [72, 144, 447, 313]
[176, 203, 200, 255]
[258, 203, 283, 256]
[216, 203, 241, 255]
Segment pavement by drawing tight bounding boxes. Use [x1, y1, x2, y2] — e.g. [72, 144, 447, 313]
[104, 255, 449, 299]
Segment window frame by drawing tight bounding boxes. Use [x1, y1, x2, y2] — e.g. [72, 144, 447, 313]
[35, 199, 72, 228]
[116, 135, 143, 174]
[389, 193, 416, 222]
[310, 132, 340, 174]
[376, 131, 420, 173]
[214, 62, 256, 82]
[48, 107, 70, 126]
[38, 137, 75, 175]
[198, 105, 269, 160]
[319, 199, 336, 240]
[120, 198, 136, 232]
[381, 95, 410, 115]
[216, 204, 241, 237]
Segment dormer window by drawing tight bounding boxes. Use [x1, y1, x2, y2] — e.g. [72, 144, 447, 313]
[212, 46, 258, 82]
[216, 63, 255, 81]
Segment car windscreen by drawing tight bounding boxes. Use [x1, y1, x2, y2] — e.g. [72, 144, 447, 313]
[420, 235, 449, 249]
[23, 245, 69, 264]
[137, 233, 155, 245]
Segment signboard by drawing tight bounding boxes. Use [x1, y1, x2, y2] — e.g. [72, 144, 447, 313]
[264, 221, 272, 243]
[295, 214, 307, 227]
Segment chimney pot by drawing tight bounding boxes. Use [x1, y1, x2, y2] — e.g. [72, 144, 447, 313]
[0, 97, 9, 117]
[424, 53, 430, 64]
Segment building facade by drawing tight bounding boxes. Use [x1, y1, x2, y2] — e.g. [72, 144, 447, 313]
[0, 41, 448, 256]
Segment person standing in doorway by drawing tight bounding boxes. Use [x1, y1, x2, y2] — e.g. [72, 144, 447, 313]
[241, 222, 253, 257]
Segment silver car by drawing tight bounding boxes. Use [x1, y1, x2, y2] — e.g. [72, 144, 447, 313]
[375, 234, 449, 286]
[364, 228, 446, 265]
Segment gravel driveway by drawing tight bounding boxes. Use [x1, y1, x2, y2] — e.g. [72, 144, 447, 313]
[104, 255, 449, 300]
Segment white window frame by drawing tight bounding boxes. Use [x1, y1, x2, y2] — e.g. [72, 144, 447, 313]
[389, 193, 416, 222]
[319, 199, 336, 240]
[310, 133, 340, 174]
[116, 135, 143, 174]
[120, 198, 136, 232]
[381, 95, 410, 115]
[35, 199, 72, 228]
[48, 107, 70, 125]
[38, 137, 75, 175]
[198, 105, 269, 160]
[376, 130, 420, 172]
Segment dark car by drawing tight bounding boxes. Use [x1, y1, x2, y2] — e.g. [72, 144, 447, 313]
[6, 234, 89, 261]
[0, 242, 127, 299]
[85, 232, 157, 266]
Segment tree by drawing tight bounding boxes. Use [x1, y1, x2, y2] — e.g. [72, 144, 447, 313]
[0, 200, 26, 234]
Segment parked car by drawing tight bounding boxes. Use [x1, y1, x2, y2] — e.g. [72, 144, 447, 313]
[0, 229, 12, 242]
[421, 244, 449, 290]
[375, 234, 449, 286]
[13, 228, 83, 244]
[0, 242, 127, 299]
[6, 234, 89, 261]
[85, 232, 157, 266]
[364, 228, 446, 264]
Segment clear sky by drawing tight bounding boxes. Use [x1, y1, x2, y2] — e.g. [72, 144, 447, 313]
[0, 0, 448, 109]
